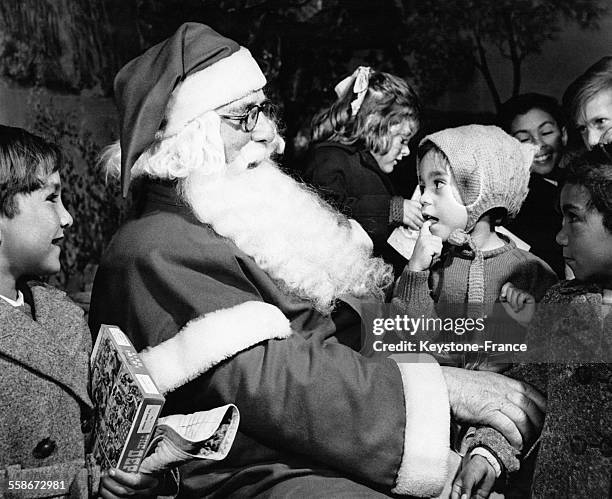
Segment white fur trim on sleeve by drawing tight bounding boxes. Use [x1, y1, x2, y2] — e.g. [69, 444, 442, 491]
[164, 47, 267, 136]
[140, 301, 291, 394]
[389, 354, 451, 497]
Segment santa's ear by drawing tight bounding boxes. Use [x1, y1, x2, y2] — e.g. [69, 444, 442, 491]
[561, 126, 568, 147]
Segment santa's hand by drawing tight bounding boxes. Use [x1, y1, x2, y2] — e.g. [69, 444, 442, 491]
[402, 199, 424, 230]
[441, 366, 546, 450]
[500, 282, 536, 326]
[407, 220, 442, 271]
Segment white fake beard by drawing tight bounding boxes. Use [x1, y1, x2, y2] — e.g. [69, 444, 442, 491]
[181, 143, 393, 314]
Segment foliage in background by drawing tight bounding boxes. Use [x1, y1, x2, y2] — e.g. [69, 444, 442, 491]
[401, 0, 609, 111]
[30, 96, 128, 289]
[1, 0, 608, 142]
[0, 0, 116, 93]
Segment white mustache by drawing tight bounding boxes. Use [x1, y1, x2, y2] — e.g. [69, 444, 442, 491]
[227, 136, 285, 175]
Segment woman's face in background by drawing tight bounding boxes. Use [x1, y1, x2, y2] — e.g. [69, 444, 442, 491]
[510, 108, 567, 177]
[371, 120, 415, 174]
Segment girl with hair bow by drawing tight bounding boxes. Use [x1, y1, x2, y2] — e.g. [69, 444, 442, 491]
[304, 67, 422, 277]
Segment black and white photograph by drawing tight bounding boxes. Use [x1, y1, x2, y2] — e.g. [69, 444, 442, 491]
[0, 1, 611, 497]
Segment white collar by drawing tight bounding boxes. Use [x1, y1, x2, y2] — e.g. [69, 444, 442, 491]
[0, 290, 24, 307]
[603, 289, 612, 306]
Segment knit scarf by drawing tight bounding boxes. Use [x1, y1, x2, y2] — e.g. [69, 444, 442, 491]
[448, 228, 484, 313]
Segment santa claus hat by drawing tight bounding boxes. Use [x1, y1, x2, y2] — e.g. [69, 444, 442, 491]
[114, 22, 266, 196]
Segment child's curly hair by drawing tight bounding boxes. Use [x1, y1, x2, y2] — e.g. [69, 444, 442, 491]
[311, 70, 420, 155]
[563, 146, 612, 233]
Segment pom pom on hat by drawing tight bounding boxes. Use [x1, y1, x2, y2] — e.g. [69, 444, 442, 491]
[420, 125, 535, 233]
[114, 22, 266, 196]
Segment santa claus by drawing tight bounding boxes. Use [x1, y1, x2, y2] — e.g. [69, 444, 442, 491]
[90, 22, 544, 498]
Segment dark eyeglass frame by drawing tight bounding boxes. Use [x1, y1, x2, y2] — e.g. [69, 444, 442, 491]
[218, 102, 274, 133]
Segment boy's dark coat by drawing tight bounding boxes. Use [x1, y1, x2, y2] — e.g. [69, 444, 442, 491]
[526, 281, 612, 498]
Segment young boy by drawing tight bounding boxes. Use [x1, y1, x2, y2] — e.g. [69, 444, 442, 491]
[0, 125, 160, 497]
[392, 124, 557, 492]
[498, 93, 567, 277]
[452, 148, 612, 498]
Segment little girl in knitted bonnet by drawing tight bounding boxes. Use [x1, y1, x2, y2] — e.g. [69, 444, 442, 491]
[392, 124, 559, 496]
[395, 124, 557, 307]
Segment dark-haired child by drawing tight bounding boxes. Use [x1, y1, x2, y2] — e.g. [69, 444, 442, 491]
[453, 147, 612, 498]
[0, 125, 160, 497]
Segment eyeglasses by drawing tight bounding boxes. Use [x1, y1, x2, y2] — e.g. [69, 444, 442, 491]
[218, 102, 274, 133]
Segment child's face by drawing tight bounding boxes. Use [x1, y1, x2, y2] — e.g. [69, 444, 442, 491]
[576, 88, 612, 149]
[0, 171, 72, 278]
[510, 108, 566, 177]
[371, 120, 415, 174]
[418, 152, 468, 241]
[556, 183, 612, 286]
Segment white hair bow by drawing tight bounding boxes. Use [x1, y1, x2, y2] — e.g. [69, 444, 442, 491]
[334, 66, 372, 117]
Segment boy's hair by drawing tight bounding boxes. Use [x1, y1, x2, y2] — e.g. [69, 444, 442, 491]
[563, 146, 612, 233]
[562, 56, 612, 126]
[498, 93, 566, 132]
[0, 125, 61, 218]
[311, 70, 420, 155]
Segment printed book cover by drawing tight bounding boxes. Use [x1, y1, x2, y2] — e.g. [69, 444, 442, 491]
[91, 324, 165, 473]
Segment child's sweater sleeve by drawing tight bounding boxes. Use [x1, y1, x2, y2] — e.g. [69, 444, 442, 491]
[391, 268, 437, 318]
[507, 251, 558, 301]
[462, 426, 520, 473]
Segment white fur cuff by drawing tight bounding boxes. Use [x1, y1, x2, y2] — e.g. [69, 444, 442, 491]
[164, 47, 267, 136]
[140, 301, 292, 394]
[390, 354, 451, 497]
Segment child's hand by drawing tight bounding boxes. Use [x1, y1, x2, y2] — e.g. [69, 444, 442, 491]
[407, 220, 442, 271]
[451, 454, 496, 499]
[500, 282, 536, 326]
[402, 199, 424, 230]
[98, 468, 160, 498]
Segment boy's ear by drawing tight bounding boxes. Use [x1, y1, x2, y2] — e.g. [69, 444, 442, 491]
[561, 126, 568, 147]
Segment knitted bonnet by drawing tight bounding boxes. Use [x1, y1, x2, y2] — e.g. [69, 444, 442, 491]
[419, 125, 535, 305]
[422, 124, 534, 233]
